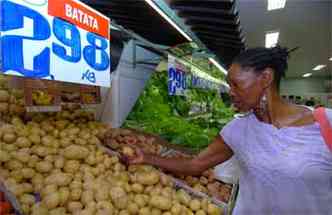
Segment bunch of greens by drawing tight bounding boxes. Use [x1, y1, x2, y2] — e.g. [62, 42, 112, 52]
[123, 72, 234, 151]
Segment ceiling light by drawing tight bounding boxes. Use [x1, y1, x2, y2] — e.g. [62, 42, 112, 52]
[209, 58, 228, 75]
[268, 0, 286, 11]
[144, 0, 192, 42]
[329, 57, 332, 61]
[265, 31, 279, 48]
[312, 65, 326, 71]
[302, 73, 312, 78]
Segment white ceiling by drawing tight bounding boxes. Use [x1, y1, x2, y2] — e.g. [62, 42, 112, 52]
[237, 0, 331, 78]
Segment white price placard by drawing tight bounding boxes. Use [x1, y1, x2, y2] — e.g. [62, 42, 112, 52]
[0, 0, 111, 87]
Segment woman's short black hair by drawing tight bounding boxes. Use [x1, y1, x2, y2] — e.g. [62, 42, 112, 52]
[232, 45, 297, 89]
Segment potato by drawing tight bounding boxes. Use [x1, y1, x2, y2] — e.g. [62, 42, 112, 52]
[28, 155, 39, 168]
[49, 207, 66, 215]
[0, 150, 11, 162]
[96, 209, 113, 215]
[81, 190, 94, 206]
[113, 196, 128, 210]
[189, 199, 201, 211]
[176, 189, 191, 206]
[132, 183, 144, 193]
[3, 133, 16, 143]
[45, 173, 72, 186]
[196, 210, 207, 215]
[149, 195, 172, 210]
[119, 210, 130, 215]
[33, 146, 48, 157]
[64, 145, 89, 160]
[122, 146, 135, 157]
[134, 194, 147, 208]
[41, 184, 58, 198]
[59, 187, 70, 206]
[139, 207, 151, 215]
[36, 161, 53, 173]
[64, 160, 80, 173]
[70, 188, 82, 201]
[15, 151, 30, 163]
[31, 203, 48, 215]
[70, 181, 82, 190]
[95, 189, 108, 201]
[151, 208, 162, 215]
[67, 201, 83, 213]
[10, 170, 24, 182]
[96, 201, 113, 211]
[136, 171, 160, 185]
[110, 186, 126, 200]
[161, 187, 173, 198]
[201, 198, 209, 212]
[21, 168, 36, 179]
[2, 143, 17, 152]
[160, 174, 173, 187]
[85, 154, 96, 165]
[207, 204, 221, 215]
[75, 138, 87, 145]
[31, 174, 44, 186]
[127, 203, 139, 214]
[20, 194, 35, 205]
[15, 137, 31, 148]
[171, 203, 183, 215]
[54, 156, 65, 168]
[60, 138, 72, 147]
[6, 160, 23, 170]
[43, 192, 60, 209]
[29, 134, 41, 145]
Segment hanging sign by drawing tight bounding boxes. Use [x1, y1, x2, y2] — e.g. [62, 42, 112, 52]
[168, 55, 223, 95]
[0, 0, 111, 87]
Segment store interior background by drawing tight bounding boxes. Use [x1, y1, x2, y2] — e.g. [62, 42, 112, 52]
[238, 0, 332, 106]
[84, 0, 332, 108]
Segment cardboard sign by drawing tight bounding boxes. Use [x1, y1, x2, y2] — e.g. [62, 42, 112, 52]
[0, 0, 111, 87]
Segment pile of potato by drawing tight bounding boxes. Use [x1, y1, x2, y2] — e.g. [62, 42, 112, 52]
[0, 75, 25, 119]
[165, 154, 232, 203]
[0, 111, 223, 215]
[105, 128, 232, 203]
[105, 129, 164, 155]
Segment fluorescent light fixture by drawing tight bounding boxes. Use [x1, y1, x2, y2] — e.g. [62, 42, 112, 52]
[312, 65, 326, 71]
[265, 31, 279, 48]
[144, 0, 192, 42]
[302, 73, 312, 78]
[268, 0, 286, 11]
[209, 58, 228, 75]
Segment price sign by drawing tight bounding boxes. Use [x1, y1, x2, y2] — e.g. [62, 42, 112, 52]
[168, 55, 189, 96]
[0, 0, 111, 87]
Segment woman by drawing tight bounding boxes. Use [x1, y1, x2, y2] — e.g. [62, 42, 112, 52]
[126, 46, 332, 214]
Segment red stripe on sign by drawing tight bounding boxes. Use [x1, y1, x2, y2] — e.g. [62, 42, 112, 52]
[48, 0, 109, 38]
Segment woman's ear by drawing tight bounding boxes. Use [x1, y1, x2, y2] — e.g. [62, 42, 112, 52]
[260, 68, 274, 89]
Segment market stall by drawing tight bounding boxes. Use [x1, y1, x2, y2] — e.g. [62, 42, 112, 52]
[0, 0, 242, 214]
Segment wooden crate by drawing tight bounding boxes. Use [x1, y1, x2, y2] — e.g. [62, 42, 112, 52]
[24, 79, 60, 105]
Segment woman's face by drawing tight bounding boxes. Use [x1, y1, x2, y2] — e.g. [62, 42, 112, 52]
[227, 64, 268, 112]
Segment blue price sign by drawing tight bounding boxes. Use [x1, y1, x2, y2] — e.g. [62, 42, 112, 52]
[168, 55, 189, 96]
[168, 67, 187, 96]
[0, 0, 111, 87]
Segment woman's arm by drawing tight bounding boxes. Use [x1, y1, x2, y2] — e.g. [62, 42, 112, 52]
[128, 135, 233, 176]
